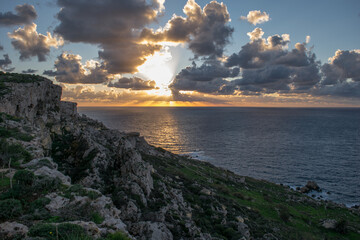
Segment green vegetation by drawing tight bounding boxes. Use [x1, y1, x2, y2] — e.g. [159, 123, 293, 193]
[0, 71, 45, 83]
[142, 153, 360, 240]
[0, 199, 22, 219]
[91, 212, 104, 224]
[105, 232, 132, 240]
[13, 170, 35, 186]
[51, 133, 97, 183]
[28, 223, 87, 240]
[0, 126, 34, 141]
[0, 139, 32, 167]
[0, 112, 21, 122]
[0, 82, 10, 96]
[63, 184, 101, 200]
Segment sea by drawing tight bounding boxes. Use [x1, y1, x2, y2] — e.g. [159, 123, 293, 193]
[78, 107, 360, 207]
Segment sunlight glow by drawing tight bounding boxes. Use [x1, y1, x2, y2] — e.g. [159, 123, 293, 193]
[138, 47, 174, 96]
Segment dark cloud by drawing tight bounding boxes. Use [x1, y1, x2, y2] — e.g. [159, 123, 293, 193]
[8, 23, 63, 62]
[321, 50, 360, 84]
[225, 30, 320, 93]
[141, 0, 234, 57]
[314, 82, 360, 98]
[0, 4, 37, 26]
[22, 69, 37, 74]
[108, 77, 157, 91]
[98, 43, 161, 74]
[0, 44, 3, 51]
[171, 29, 322, 96]
[0, 54, 13, 71]
[170, 60, 239, 94]
[43, 53, 111, 84]
[54, 0, 164, 74]
[314, 49, 360, 98]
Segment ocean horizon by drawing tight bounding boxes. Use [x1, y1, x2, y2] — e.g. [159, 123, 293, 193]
[79, 107, 360, 207]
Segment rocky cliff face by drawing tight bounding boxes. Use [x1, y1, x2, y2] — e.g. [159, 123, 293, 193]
[0, 73, 359, 240]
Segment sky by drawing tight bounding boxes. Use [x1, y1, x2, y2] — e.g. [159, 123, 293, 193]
[0, 0, 359, 107]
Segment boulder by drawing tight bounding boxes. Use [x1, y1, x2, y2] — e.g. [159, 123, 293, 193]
[0, 221, 28, 240]
[34, 166, 71, 186]
[306, 181, 320, 191]
[321, 219, 337, 229]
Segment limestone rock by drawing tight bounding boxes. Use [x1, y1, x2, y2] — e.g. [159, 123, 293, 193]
[130, 221, 173, 240]
[34, 166, 71, 186]
[321, 219, 337, 229]
[0, 221, 28, 240]
[45, 193, 70, 212]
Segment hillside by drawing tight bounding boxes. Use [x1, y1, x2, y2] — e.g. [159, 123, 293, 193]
[0, 72, 359, 240]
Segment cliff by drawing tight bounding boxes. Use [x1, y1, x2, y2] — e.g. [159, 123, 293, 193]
[0, 72, 359, 240]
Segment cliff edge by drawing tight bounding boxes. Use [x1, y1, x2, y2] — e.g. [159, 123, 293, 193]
[0, 72, 359, 240]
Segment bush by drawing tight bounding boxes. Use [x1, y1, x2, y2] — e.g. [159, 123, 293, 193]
[0, 183, 33, 200]
[335, 219, 347, 234]
[0, 139, 32, 167]
[91, 212, 104, 224]
[32, 176, 61, 193]
[0, 199, 23, 219]
[30, 197, 51, 211]
[278, 205, 291, 222]
[106, 231, 132, 240]
[14, 170, 35, 186]
[29, 223, 87, 240]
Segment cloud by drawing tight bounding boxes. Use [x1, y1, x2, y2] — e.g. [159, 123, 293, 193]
[0, 54, 13, 71]
[224, 29, 321, 93]
[313, 49, 360, 98]
[22, 68, 37, 74]
[324, 49, 360, 83]
[43, 53, 111, 84]
[171, 28, 323, 96]
[240, 10, 270, 25]
[54, 0, 164, 74]
[247, 27, 264, 42]
[108, 77, 158, 90]
[0, 4, 37, 26]
[0, 44, 3, 51]
[314, 82, 360, 98]
[8, 23, 63, 62]
[61, 85, 170, 105]
[141, 0, 234, 57]
[170, 60, 239, 94]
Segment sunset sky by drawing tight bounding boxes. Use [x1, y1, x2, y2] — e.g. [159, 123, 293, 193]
[0, 0, 359, 107]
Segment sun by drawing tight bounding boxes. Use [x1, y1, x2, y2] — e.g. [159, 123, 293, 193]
[138, 47, 175, 95]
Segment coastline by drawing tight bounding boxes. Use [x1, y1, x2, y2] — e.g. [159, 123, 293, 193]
[1, 73, 359, 239]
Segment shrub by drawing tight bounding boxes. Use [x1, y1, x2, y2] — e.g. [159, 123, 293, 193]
[91, 212, 104, 224]
[32, 176, 61, 193]
[0, 199, 23, 219]
[30, 197, 51, 212]
[0, 184, 31, 200]
[335, 219, 347, 234]
[14, 170, 35, 186]
[29, 223, 87, 240]
[0, 139, 32, 167]
[278, 205, 291, 222]
[106, 231, 132, 240]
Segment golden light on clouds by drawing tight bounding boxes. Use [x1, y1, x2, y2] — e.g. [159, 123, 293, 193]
[138, 46, 175, 96]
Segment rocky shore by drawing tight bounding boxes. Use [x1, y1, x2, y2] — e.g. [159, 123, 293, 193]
[0, 72, 359, 240]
